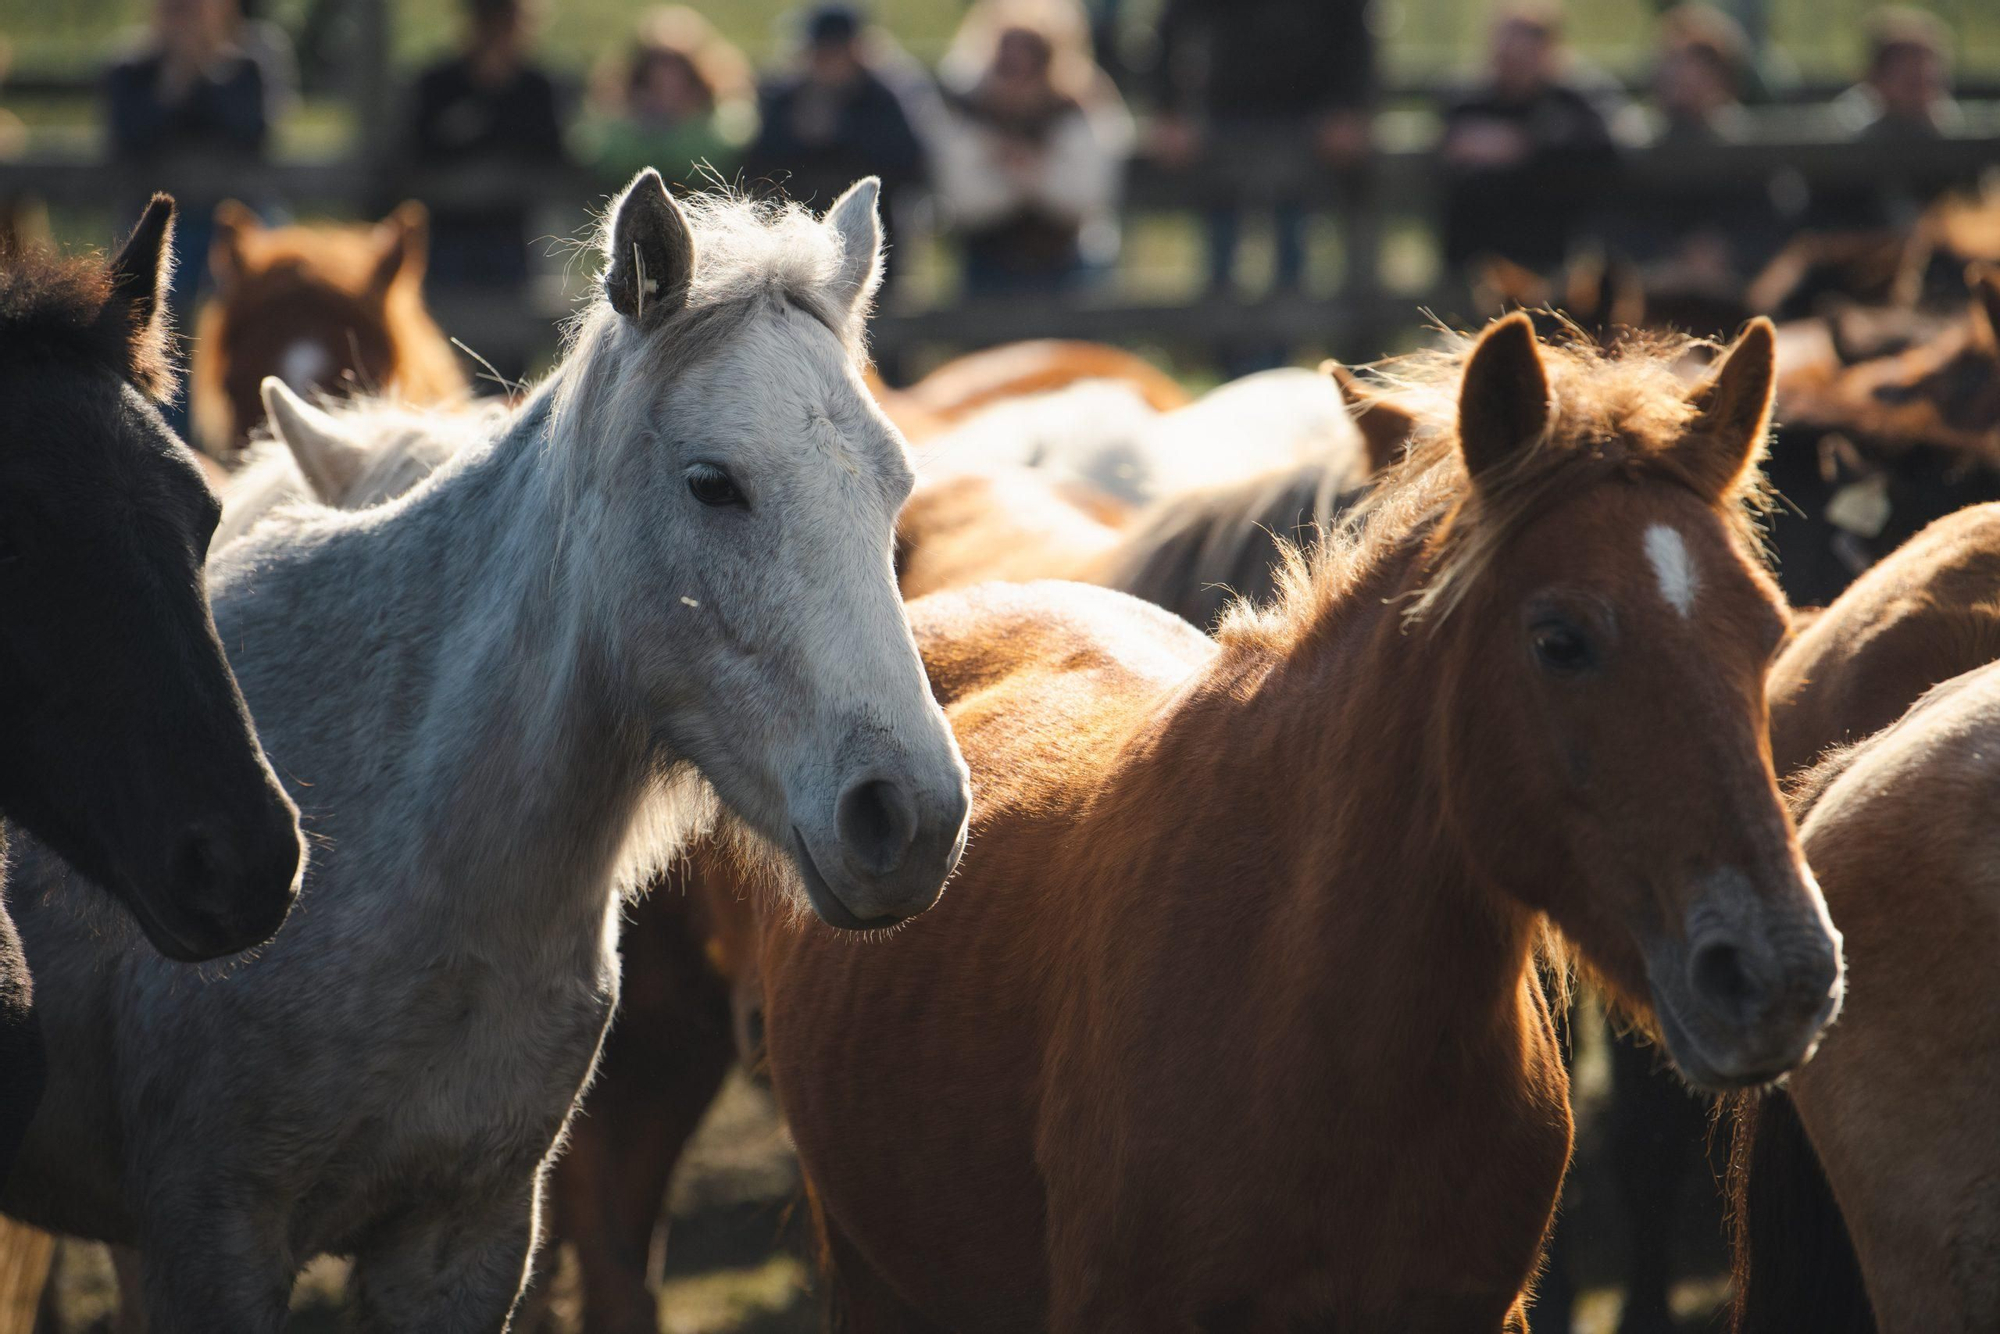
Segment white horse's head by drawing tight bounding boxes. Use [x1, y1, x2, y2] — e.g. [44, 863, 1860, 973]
[565, 171, 968, 928]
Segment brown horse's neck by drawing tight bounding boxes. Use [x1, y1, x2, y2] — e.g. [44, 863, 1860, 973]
[1131, 545, 1549, 1077]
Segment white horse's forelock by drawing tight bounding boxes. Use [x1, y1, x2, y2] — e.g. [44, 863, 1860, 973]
[544, 190, 874, 509]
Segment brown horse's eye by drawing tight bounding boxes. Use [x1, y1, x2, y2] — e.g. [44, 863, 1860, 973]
[686, 463, 747, 509]
[1532, 618, 1595, 675]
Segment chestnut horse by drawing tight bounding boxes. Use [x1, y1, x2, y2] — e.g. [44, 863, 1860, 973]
[189, 201, 468, 455]
[754, 315, 1841, 1331]
[1728, 661, 2000, 1334]
[534, 363, 1408, 1332]
[872, 339, 1190, 442]
[1729, 500, 2000, 1334]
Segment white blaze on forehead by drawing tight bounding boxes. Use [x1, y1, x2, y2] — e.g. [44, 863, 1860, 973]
[1644, 523, 1700, 618]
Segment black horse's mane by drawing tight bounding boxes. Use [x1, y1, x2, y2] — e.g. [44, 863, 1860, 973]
[0, 247, 172, 398]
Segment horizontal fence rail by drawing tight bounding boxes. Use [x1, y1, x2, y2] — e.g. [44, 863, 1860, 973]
[4, 113, 1998, 365]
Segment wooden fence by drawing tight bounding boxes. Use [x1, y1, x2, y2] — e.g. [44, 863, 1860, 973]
[4, 113, 1998, 366]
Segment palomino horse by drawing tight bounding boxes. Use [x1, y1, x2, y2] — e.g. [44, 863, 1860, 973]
[0, 196, 304, 1174]
[189, 201, 468, 455]
[0, 173, 967, 1332]
[1730, 660, 2000, 1334]
[1728, 500, 2000, 1334]
[755, 315, 1842, 1331]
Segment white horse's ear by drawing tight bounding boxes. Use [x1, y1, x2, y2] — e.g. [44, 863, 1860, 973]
[262, 378, 369, 502]
[823, 177, 884, 318]
[604, 168, 695, 327]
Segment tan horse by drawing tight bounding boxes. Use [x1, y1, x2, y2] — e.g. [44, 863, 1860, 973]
[189, 202, 468, 455]
[1730, 499, 2000, 1334]
[755, 315, 1839, 1332]
[1729, 662, 2000, 1334]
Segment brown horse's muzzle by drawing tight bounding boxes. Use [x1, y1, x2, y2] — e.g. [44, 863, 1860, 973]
[1641, 865, 1845, 1091]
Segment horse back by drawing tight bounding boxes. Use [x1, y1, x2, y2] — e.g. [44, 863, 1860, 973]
[1771, 501, 2000, 773]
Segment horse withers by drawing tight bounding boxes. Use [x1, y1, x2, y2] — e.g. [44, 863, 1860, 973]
[0, 199, 304, 1170]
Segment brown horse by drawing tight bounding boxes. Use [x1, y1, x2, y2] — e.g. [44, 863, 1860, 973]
[874, 339, 1191, 442]
[188, 202, 468, 455]
[1769, 500, 2000, 775]
[753, 315, 1839, 1332]
[1728, 660, 2000, 1334]
[1728, 500, 2000, 1334]
[536, 365, 1408, 1333]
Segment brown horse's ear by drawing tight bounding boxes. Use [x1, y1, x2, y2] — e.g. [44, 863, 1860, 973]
[1326, 361, 1418, 473]
[1457, 313, 1550, 481]
[604, 167, 695, 327]
[1679, 317, 1777, 501]
[1968, 263, 2000, 350]
[209, 199, 260, 293]
[262, 377, 369, 502]
[368, 201, 430, 298]
[99, 194, 176, 399]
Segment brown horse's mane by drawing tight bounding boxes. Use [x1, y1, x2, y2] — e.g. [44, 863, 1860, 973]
[1219, 326, 1768, 650]
[0, 246, 174, 399]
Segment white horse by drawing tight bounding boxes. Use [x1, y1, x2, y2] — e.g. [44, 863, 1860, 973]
[0, 172, 969, 1332]
[913, 366, 1364, 507]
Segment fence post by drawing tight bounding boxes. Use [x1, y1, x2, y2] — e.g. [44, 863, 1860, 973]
[351, 0, 394, 175]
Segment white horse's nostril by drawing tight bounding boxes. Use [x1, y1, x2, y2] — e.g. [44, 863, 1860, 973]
[836, 777, 919, 877]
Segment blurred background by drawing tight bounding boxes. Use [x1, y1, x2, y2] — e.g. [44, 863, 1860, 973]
[4, 0, 1998, 405]
[2, 1, 1997, 1330]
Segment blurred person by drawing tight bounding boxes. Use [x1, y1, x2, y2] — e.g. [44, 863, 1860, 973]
[1439, 1, 1619, 275]
[1612, 4, 1783, 278]
[1150, 0, 1376, 294]
[1838, 6, 1960, 142]
[106, 0, 269, 166]
[104, 0, 272, 427]
[406, 0, 567, 290]
[929, 0, 1133, 295]
[744, 4, 928, 234]
[1815, 8, 1963, 231]
[1647, 2, 1750, 145]
[578, 7, 756, 188]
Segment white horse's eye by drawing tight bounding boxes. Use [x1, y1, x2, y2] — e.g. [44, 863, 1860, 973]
[686, 463, 747, 509]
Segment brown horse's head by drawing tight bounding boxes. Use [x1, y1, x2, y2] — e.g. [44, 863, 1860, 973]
[1419, 314, 1842, 1090]
[191, 201, 452, 454]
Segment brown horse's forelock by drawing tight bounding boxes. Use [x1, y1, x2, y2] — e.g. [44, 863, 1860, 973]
[1220, 327, 1772, 650]
[0, 249, 174, 400]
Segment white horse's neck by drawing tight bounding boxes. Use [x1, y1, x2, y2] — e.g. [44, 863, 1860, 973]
[214, 358, 691, 960]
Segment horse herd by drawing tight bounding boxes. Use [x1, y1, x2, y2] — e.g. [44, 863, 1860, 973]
[0, 169, 1996, 1333]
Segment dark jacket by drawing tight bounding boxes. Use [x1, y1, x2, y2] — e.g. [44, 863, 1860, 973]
[745, 67, 927, 208]
[1441, 80, 1618, 271]
[105, 51, 268, 160]
[404, 57, 567, 288]
[1155, 0, 1375, 120]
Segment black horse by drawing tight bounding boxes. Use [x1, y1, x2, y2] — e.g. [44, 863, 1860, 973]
[0, 198, 306, 1177]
